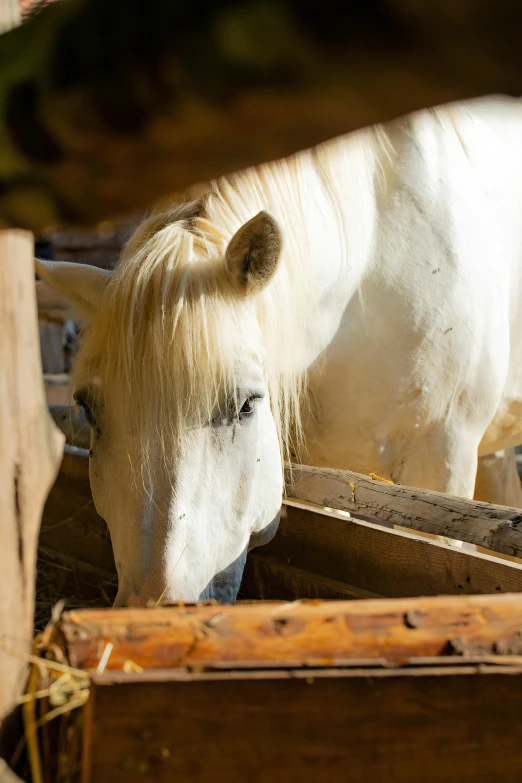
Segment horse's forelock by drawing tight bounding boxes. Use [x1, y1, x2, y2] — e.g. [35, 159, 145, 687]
[73, 150, 336, 478]
[73, 212, 256, 478]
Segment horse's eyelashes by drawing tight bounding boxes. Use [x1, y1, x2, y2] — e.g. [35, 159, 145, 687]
[211, 395, 262, 425]
[76, 398, 97, 429]
[239, 396, 260, 417]
[84, 406, 97, 428]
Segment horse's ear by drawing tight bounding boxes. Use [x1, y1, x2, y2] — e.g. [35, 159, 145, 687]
[225, 211, 282, 296]
[35, 259, 112, 322]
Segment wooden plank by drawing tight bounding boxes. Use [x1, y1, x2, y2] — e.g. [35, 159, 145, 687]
[253, 502, 522, 598]
[54, 594, 522, 672]
[0, 0, 18, 33]
[240, 554, 382, 601]
[47, 450, 522, 562]
[38, 320, 64, 374]
[0, 759, 24, 783]
[0, 232, 63, 727]
[81, 666, 522, 783]
[287, 464, 522, 558]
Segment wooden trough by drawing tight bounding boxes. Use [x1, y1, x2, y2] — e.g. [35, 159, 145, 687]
[32, 282, 522, 779]
[38, 595, 522, 783]
[40, 444, 522, 606]
[31, 437, 522, 781]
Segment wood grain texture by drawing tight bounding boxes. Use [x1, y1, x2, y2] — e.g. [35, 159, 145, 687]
[54, 594, 522, 672]
[0, 0, 18, 33]
[3, 1, 522, 228]
[0, 230, 63, 721]
[241, 554, 382, 601]
[81, 667, 522, 783]
[248, 503, 522, 599]
[287, 464, 522, 558]
[0, 759, 23, 783]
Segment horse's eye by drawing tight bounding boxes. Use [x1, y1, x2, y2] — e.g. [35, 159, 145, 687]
[240, 396, 258, 416]
[76, 399, 96, 429]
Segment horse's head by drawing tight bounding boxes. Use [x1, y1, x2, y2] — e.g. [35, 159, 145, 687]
[37, 209, 292, 605]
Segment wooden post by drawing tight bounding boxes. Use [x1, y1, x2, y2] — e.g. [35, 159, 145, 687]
[0, 231, 63, 721]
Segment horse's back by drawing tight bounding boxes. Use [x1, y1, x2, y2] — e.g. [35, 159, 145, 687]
[305, 97, 522, 493]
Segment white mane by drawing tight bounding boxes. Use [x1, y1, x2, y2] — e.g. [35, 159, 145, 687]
[74, 128, 385, 472]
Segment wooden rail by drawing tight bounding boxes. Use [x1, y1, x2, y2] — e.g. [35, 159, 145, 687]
[55, 594, 522, 671]
[286, 464, 522, 559]
[0, 230, 63, 783]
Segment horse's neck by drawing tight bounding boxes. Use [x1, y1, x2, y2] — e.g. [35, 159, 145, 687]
[208, 129, 384, 374]
[278, 133, 382, 371]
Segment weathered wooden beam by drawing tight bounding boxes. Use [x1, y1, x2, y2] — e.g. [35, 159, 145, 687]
[0, 0, 18, 33]
[0, 759, 23, 783]
[2, 0, 522, 229]
[55, 593, 522, 672]
[286, 464, 522, 559]
[241, 553, 383, 601]
[0, 231, 63, 723]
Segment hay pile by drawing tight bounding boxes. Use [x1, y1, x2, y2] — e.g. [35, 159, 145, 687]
[35, 553, 116, 634]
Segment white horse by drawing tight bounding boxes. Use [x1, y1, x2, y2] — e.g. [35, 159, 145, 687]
[37, 95, 522, 606]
